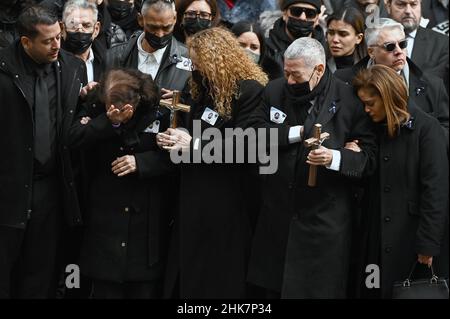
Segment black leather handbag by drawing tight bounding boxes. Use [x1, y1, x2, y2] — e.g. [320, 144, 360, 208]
[392, 262, 449, 299]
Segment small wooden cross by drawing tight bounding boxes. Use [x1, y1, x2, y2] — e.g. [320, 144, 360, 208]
[304, 124, 330, 187]
[159, 90, 191, 128]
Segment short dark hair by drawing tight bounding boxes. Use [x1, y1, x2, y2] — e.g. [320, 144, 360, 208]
[17, 5, 59, 39]
[141, 0, 175, 14]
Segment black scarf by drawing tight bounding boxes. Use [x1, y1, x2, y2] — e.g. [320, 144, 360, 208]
[114, 8, 139, 37]
[269, 17, 325, 52]
[284, 68, 331, 125]
[268, 18, 293, 51]
[98, 2, 112, 34]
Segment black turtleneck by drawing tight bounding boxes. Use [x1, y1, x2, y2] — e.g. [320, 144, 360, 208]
[334, 54, 355, 70]
[19, 44, 58, 177]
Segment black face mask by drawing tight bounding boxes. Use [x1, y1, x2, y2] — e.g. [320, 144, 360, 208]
[287, 18, 315, 39]
[182, 17, 212, 36]
[63, 31, 93, 55]
[286, 68, 316, 97]
[108, 0, 133, 20]
[145, 31, 172, 50]
[287, 81, 311, 96]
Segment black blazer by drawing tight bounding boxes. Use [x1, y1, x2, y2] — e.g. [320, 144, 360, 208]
[247, 73, 377, 297]
[411, 26, 449, 85]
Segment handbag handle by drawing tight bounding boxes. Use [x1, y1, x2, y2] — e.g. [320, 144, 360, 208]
[402, 261, 439, 287]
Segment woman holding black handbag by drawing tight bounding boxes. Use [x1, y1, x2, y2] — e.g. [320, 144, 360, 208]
[351, 65, 449, 298]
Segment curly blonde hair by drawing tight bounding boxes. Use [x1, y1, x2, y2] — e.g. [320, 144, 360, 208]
[188, 27, 268, 120]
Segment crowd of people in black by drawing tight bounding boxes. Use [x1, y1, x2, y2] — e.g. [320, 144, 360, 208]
[0, 0, 448, 299]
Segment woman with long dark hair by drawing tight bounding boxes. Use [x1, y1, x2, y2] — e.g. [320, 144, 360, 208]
[231, 21, 265, 66]
[326, 6, 366, 73]
[174, 0, 220, 43]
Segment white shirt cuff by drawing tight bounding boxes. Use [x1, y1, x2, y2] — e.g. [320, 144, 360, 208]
[326, 150, 341, 171]
[288, 126, 303, 144]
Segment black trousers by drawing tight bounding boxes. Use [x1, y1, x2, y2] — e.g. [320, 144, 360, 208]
[91, 279, 160, 299]
[0, 176, 60, 299]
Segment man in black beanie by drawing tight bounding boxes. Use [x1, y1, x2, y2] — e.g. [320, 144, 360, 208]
[261, 0, 325, 80]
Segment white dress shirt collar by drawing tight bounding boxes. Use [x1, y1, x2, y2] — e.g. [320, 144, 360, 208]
[137, 32, 167, 65]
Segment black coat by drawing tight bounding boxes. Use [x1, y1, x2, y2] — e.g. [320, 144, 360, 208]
[68, 87, 175, 283]
[335, 56, 449, 143]
[247, 73, 377, 297]
[360, 103, 449, 298]
[0, 42, 85, 228]
[261, 18, 326, 81]
[164, 79, 265, 298]
[76, 39, 108, 84]
[411, 26, 449, 85]
[95, 2, 128, 49]
[106, 32, 191, 93]
[422, 0, 449, 29]
[91, 39, 107, 82]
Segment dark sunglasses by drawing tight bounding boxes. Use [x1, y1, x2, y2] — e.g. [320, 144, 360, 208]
[375, 39, 408, 52]
[289, 7, 318, 19]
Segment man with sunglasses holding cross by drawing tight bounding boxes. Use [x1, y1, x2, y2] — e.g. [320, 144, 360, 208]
[261, 0, 326, 80]
[335, 18, 449, 141]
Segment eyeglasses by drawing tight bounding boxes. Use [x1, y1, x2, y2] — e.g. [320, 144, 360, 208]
[64, 22, 95, 33]
[373, 39, 408, 52]
[184, 10, 212, 20]
[289, 7, 318, 20]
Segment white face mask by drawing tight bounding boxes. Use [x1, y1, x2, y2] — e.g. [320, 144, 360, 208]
[245, 49, 261, 64]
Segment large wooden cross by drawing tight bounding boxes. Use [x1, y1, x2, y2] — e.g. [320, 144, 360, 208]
[159, 90, 191, 128]
[304, 124, 330, 187]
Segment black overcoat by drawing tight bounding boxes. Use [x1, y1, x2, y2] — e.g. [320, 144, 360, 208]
[360, 103, 449, 298]
[164, 79, 265, 298]
[0, 42, 85, 228]
[247, 74, 377, 298]
[68, 86, 175, 282]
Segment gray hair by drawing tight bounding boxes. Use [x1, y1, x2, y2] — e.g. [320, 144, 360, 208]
[365, 18, 404, 46]
[62, 0, 98, 23]
[141, 0, 176, 14]
[284, 37, 326, 68]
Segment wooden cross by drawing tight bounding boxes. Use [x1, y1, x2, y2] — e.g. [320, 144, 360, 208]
[159, 90, 191, 128]
[304, 124, 330, 187]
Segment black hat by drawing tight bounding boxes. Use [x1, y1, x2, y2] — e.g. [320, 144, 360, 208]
[281, 0, 322, 11]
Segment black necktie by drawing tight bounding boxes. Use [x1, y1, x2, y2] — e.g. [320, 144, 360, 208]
[34, 68, 51, 165]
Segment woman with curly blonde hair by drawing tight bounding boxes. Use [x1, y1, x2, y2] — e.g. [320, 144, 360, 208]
[158, 27, 268, 298]
[188, 27, 268, 120]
